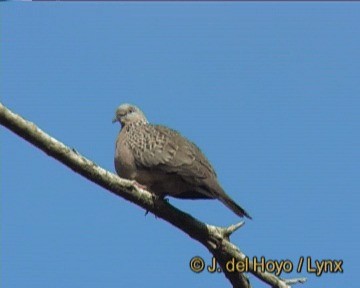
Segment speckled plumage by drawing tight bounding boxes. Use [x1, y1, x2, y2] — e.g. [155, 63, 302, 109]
[113, 104, 251, 219]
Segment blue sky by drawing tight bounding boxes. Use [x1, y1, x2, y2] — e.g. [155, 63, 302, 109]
[1, 3, 359, 288]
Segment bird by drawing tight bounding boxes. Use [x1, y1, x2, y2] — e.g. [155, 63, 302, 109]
[113, 103, 251, 219]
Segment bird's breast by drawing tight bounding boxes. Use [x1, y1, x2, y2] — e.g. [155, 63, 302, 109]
[114, 133, 137, 180]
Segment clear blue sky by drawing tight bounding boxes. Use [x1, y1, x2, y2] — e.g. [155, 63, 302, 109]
[1, 3, 359, 288]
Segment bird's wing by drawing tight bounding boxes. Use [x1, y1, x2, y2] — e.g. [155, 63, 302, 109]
[128, 124, 216, 181]
[126, 124, 252, 218]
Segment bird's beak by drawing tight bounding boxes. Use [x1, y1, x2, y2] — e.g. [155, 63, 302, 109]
[112, 117, 117, 123]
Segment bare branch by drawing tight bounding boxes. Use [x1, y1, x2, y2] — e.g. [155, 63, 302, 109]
[283, 278, 307, 285]
[0, 102, 306, 288]
[221, 221, 246, 238]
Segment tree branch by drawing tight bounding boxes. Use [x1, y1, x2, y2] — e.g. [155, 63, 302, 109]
[0, 102, 306, 288]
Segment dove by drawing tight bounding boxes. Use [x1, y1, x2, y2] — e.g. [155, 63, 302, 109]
[113, 104, 251, 219]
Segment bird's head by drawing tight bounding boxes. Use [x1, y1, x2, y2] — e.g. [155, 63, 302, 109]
[112, 104, 148, 127]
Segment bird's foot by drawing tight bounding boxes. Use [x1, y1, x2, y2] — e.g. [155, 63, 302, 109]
[132, 181, 148, 190]
[144, 194, 163, 217]
[143, 194, 169, 218]
[144, 209, 159, 219]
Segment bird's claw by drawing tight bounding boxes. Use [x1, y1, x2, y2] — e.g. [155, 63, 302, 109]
[133, 181, 148, 190]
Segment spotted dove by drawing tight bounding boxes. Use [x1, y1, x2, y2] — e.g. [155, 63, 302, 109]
[113, 104, 251, 219]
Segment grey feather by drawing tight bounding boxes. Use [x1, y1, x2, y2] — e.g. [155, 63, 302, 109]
[113, 103, 251, 219]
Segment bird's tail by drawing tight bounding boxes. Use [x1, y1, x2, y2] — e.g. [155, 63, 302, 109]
[218, 194, 252, 219]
